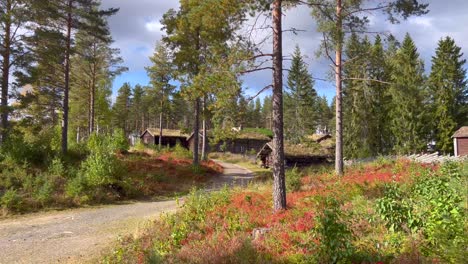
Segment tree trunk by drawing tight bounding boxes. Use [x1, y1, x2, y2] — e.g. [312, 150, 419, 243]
[89, 46, 97, 135]
[193, 99, 200, 165]
[335, 0, 344, 175]
[201, 96, 207, 161]
[62, 0, 73, 155]
[1, 0, 12, 143]
[88, 80, 92, 135]
[272, 0, 287, 211]
[159, 112, 163, 148]
[159, 90, 164, 149]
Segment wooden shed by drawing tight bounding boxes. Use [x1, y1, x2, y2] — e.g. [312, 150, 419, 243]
[187, 130, 271, 155]
[257, 143, 332, 168]
[453, 126, 468, 157]
[140, 128, 190, 149]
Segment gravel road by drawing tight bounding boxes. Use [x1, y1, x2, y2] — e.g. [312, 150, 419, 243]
[0, 161, 254, 264]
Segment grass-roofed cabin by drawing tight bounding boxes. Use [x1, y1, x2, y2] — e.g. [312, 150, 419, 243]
[307, 133, 332, 143]
[257, 142, 332, 168]
[140, 128, 190, 148]
[188, 128, 272, 154]
[307, 133, 334, 153]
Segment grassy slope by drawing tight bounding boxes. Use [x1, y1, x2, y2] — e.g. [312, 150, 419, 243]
[0, 149, 222, 217]
[103, 159, 467, 264]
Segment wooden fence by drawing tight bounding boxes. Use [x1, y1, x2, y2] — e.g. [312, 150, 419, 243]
[345, 152, 467, 166]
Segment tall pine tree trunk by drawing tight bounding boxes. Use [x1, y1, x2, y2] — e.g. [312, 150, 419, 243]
[192, 29, 201, 166]
[201, 96, 207, 161]
[335, 0, 344, 175]
[193, 99, 200, 165]
[62, 0, 73, 154]
[159, 106, 163, 149]
[1, 0, 12, 143]
[272, 0, 286, 211]
[89, 52, 97, 135]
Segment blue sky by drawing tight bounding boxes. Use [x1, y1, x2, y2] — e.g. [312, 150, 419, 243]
[102, 0, 468, 104]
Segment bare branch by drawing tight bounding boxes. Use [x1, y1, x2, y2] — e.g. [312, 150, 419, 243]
[282, 28, 306, 34]
[312, 77, 332, 82]
[294, 0, 333, 8]
[342, 4, 390, 18]
[322, 33, 337, 66]
[240, 66, 273, 75]
[343, 77, 392, 84]
[248, 53, 273, 61]
[247, 84, 273, 102]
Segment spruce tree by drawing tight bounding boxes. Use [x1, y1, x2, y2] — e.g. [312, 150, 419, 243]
[112, 83, 132, 133]
[343, 34, 373, 158]
[129, 84, 144, 133]
[370, 35, 392, 154]
[284, 45, 317, 143]
[309, 0, 428, 174]
[262, 95, 273, 130]
[389, 33, 427, 154]
[429, 37, 467, 154]
[316, 95, 332, 134]
[343, 34, 392, 158]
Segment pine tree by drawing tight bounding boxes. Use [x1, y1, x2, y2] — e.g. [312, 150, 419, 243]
[70, 16, 125, 139]
[389, 33, 427, 154]
[21, 28, 66, 129]
[146, 43, 176, 148]
[31, 0, 118, 153]
[161, 0, 247, 165]
[429, 37, 467, 154]
[0, 0, 33, 141]
[284, 45, 317, 143]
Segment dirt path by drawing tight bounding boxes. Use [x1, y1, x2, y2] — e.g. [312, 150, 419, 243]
[0, 161, 254, 264]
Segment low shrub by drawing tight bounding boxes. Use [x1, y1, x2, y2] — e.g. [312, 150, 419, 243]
[111, 129, 129, 153]
[65, 174, 89, 204]
[1, 189, 23, 212]
[133, 141, 145, 151]
[82, 151, 123, 187]
[173, 143, 192, 160]
[376, 161, 467, 262]
[314, 197, 355, 263]
[286, 167, 302, 192]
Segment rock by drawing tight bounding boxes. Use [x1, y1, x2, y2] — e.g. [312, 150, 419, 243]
[251, 228, 270, 240]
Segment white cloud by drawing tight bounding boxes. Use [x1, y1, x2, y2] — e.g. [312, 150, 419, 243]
[102, 0, 468, 101]
[145, 20, 163, 33]
[408, 16, 433, 28]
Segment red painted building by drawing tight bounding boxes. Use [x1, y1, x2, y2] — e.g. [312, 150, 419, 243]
[453, 126, 468, 157]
